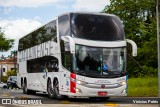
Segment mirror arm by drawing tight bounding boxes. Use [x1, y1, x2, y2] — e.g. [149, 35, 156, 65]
[61, 36, 75, 53]
[126, 39, 137, 57]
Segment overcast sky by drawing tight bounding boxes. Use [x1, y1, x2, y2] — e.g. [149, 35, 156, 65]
[0, 0, 110, 57]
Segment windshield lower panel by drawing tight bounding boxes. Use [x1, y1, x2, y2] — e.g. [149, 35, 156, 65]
[73, 45, 126, 78]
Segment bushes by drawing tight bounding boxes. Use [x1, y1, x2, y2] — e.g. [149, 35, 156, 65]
[2, 76, 7, 83]
[1, 70, 16, 83]
[7, 70, 16, 77]
[127, 64, 158, 78]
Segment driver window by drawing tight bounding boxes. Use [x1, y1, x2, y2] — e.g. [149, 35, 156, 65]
[60, 40, 73, 71]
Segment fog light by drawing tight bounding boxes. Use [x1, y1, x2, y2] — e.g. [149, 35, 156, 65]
[75, 88, 82, 93]
[121, 89, 126, 93]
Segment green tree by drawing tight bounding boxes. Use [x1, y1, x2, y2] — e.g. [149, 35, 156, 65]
[7, 70, 16, 77]
[2, 70, 16, 83]
[11, 50, 17, 73]
[103, 0, 158, 77]
[0, 28, 14, 52]
[2, 76, 7, 83]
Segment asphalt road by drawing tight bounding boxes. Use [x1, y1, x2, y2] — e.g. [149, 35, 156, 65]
[0, 88, 121, 104]
[0, 88, 159, 107]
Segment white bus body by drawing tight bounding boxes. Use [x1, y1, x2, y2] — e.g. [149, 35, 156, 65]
[17, 12, 137, 99]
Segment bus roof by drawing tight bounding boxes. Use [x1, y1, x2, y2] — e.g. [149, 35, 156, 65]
[18, 12, 117, 41]
[58, 11, 116, 18]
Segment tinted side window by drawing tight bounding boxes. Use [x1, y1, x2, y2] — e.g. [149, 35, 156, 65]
[27, 56, 58, 73]
[58, 15, 70, 37]
[18, 20, 57, 51]
[36, 20, 57, 44]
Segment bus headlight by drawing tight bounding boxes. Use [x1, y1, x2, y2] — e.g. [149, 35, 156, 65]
[76, 80, 86, 85]
[76, 80, 82, 84]
[120, 81, 127, 86]
[70, 78, 87, 85]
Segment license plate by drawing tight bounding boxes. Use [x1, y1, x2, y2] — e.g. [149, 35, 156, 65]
[98, 92, 107, 96]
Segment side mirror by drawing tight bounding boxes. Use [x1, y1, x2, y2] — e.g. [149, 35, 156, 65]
[61, 36, 75, 54]
[126, 39, 137, 57]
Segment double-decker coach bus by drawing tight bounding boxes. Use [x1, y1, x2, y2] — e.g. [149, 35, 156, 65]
[17, 12, 137, 100]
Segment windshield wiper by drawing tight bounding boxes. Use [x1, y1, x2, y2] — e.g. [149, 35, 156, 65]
[76, 70, 87, 76]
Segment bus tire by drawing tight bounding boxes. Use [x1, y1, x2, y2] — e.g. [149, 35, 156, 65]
[23, 79, 36, 95]
[47, 79, 54, 98]
[23, 79, 28, 94]
[53, 79, 64, 100]
[29, 90, 36, 95]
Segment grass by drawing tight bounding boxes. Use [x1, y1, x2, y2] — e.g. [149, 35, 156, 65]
[127, 77, 158, 97]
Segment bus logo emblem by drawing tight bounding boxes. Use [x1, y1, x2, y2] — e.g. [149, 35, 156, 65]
[101, 85, 105, 88]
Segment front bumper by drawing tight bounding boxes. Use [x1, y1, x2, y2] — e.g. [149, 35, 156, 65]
[68, 84, 127, 97]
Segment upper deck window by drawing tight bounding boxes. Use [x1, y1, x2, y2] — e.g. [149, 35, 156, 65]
[18, 20, 57, 51]
[58, 15, 70, 37]
[71, 13, 125, 41]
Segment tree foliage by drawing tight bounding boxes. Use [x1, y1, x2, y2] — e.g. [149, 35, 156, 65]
[2, 70, 16, 83]
[2, 76, 7, 83]
[7, 70, 16, 77]
[103, 0, 158, 77]
[0, 28, 14, 52]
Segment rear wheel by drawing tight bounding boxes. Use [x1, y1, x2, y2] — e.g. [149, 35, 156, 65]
[29, 90, 36, 95]
[23, 80, 28, 94]
[53, 79, 65, 99]
[47, 79, 54, 98]
[23, 79, 36, 94]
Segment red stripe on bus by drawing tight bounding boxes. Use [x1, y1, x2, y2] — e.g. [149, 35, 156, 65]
[70, 73, 76, 93]
[70, 73, 76, 79]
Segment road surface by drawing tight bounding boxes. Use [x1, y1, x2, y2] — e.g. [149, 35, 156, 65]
[0, 88, 159, 107]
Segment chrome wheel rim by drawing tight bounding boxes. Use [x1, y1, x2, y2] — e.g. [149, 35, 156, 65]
[48, 80, 54, 96]
[54, 81, 60, 97]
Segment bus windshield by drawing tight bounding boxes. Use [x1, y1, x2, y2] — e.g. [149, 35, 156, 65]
[73, 45, 126, 78]
[71, 13, 125, 41]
